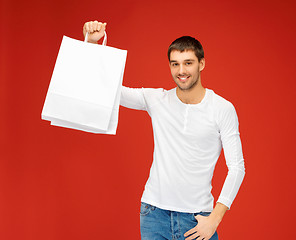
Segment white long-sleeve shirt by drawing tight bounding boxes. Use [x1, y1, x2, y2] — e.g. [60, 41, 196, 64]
[120, 86, 245, 213]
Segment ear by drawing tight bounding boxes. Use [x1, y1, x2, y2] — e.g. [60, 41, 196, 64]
[199, 58, 205, 71]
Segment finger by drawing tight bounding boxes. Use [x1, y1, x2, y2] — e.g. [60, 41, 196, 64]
[185, 232, 200, 240]
[85, 22, 90, 33]
[195, 214, 206, 221]
[199, 235, 207, 240]
[89, 21, 94, 33]
[93, 20, 99, 31]
[96, 22, 103, 32]
[184, 227, 197, 237]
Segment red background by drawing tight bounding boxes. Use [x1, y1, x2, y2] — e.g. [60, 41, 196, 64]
[1, 0, 296, 239]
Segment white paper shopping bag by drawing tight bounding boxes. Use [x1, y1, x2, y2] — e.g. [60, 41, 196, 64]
[49, 72, 122, 135]
[41, 32, 127, 134]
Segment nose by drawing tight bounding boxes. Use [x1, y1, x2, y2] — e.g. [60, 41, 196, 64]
[179, 64, 186, 75]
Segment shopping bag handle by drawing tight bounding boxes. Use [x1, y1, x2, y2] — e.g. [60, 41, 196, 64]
[84, 31, 107, 46]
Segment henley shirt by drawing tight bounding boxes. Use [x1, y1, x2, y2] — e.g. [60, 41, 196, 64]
[120, 86, 245, 213]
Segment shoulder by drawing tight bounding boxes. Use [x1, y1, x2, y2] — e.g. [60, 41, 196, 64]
[142, 88, 168, 102]
[142, 87, 169, 107]
[142, 87, 168, 97]
[210, 89, 236, 113]
[208, 89, 238, 126]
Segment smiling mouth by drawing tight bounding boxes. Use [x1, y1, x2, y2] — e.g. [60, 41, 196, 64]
[177, 76, 190, 82]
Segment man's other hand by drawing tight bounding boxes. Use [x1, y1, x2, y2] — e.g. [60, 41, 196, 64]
[184, 214, 219, 240]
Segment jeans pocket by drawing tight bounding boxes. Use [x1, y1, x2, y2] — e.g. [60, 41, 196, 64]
[140, 202, 152, 216]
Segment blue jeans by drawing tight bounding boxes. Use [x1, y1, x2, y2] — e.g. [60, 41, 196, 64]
[140, 202, 218, 240]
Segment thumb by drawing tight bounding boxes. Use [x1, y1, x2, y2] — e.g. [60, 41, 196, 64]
[194, 214, 203, 221]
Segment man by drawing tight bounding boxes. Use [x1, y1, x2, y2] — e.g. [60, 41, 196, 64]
[83, 21, 245, 240]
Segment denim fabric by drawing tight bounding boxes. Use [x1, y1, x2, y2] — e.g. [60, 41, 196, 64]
[140, 202, 218, 240]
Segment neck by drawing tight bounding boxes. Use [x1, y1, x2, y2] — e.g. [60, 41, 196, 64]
[176, 81, 206, 104]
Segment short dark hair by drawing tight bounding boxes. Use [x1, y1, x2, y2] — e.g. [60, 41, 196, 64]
[168, 36, 204, 62]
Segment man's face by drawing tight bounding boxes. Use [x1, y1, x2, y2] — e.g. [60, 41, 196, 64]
[169, 50, 205, 91]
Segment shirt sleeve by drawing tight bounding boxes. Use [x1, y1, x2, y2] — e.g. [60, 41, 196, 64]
[215, 101, 246, 210]
[120, 86, 166, 112]
[120, 86, 147, 111]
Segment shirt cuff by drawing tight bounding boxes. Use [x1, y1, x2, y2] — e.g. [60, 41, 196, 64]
[216, 197, 232, 210]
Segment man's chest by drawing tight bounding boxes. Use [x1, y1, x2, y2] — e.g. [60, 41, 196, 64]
[150, 102, 220, 144]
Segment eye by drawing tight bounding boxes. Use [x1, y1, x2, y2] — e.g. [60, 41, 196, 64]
[171, 63, 179, 67]
[185, 62, 192, 66]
